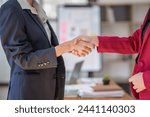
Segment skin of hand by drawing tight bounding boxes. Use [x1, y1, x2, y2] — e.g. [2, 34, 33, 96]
[55, 38, 94, 57]
[71, 35, 99, 56]
[129, 72, 146, 93]
[72, 40, 95, 57]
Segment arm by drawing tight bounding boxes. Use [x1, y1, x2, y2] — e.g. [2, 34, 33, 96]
[72, 28, 141, 55]
[0, 6, 93, 70]
[97, 29, 141, 54]
[0, 6, 58, 70]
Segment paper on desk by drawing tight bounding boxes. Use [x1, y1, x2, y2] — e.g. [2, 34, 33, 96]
[78, 90, 125, 98]
[77, 77, 103, 84]
[65, 84, 94, 96]
[65, 83, 125, 98]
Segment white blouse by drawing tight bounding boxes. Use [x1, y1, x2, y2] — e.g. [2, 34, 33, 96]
[17, 0, 51, 44]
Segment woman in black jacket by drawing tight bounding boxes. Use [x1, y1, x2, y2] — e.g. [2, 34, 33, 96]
[0, 0, 94, 100]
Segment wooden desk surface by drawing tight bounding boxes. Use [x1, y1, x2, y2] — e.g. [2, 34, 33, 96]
[64, 81, 133, 100]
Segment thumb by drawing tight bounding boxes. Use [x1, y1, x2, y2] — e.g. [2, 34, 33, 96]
[73, 39, 79, 44]
[128, 77, 133, 83]
[79, 36, 90, 42]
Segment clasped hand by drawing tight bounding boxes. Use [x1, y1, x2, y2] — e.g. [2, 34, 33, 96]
[129, 72, 146, 93]
[69, 36, 99, 57]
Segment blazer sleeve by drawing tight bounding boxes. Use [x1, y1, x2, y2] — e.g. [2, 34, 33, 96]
[143, 71, 150, 91]
[0, 6, 57, 70]
[97, 28, 141, 54]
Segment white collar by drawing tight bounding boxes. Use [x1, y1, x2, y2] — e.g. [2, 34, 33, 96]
[17, 0, 38, 15]
[17, 0, 48, 23]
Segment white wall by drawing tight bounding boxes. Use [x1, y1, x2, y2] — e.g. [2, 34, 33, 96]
[0, 0, 7, 6]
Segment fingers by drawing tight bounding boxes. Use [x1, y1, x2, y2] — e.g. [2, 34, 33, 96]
[75, 35, 99, 47]
[136, 89, 142, 93]
[71, 48, 91, 57]
[76, 49, 91, 57]
[130, 79, 140, 93]
[70, 35, 97, 57]
[128, 73, 146, 93]
[71, 49, 88, 57]
[79, 41, 95, 49]
[76, 35, 90, 43]
[71, 41, 94, 57]
[74, 37, 95, 49]
[79, 46, 92, 54]
[73, 38, 80, 45]
[128, 76, 135, 84]
[133, 86, 137, 90]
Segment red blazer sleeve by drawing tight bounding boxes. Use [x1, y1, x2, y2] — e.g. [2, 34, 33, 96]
[143, 71, 150, 91]
[97, 28, 142, 54]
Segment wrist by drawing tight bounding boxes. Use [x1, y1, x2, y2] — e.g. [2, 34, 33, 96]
[63, 40, 73, 52]
[91, 36, 99, 47]
[55, 41, 72, 57]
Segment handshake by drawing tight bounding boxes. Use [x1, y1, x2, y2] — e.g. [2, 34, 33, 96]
[65, 35, 99, 57]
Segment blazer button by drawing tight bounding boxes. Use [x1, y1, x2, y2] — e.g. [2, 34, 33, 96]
[138, 61, 144, 70]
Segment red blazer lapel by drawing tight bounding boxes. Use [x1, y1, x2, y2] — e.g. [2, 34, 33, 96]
[139, 25, 150, 59]
[141, 8, 150, 29]
[138, 9, 150, 57]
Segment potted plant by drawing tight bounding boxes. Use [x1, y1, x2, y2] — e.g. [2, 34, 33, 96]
[103, 75, 110, 85]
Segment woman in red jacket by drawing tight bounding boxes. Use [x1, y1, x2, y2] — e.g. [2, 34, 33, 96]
[75, 8, 150, 100]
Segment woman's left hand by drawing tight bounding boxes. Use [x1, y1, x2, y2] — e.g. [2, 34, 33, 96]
[129, 72, 146, 93]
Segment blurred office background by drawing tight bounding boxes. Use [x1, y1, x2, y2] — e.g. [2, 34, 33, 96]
[0, 0, 150, 99]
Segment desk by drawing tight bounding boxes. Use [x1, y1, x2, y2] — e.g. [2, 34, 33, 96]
[64, 81, 133, 100]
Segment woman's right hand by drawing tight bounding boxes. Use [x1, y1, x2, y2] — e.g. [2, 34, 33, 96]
[55, 38, 95, 57]
[70, 35, 99, 57]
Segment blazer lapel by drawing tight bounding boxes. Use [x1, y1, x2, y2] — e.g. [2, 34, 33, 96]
[47, 21, 59, 46]
[25, 10, 49, 41]
[143, 25, 150, 46]
[139, 25, 150, 59]
[138, 9, 150, 59]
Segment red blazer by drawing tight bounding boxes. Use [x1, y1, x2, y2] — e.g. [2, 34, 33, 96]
[97, 9, 150, 100]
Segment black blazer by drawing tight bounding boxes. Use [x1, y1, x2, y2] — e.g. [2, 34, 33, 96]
[0, 0, 65, 100]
